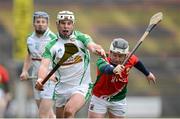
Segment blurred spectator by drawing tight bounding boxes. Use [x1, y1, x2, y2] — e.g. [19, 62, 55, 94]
[0, 64, 11, 117]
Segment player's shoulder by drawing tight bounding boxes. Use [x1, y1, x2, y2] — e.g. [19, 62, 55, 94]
[46, 38, 58, 49]
[131, 54, 138, 59]
[26, 32, 34, 39]
[74, 30, 91, 40]
[129, 54, 139, 63]
[96, 57, 109, 65]
[26, 32, 35, 42]
[74, 30, 84, 35]
[46, 29, 57, 40]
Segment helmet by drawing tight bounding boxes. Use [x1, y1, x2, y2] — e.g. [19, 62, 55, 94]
[110, 38, 129, 54]
[57, 11, 75, 23]
[33, 11, 49, 22]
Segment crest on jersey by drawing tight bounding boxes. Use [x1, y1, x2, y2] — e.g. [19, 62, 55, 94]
[89, 104, 94, 111]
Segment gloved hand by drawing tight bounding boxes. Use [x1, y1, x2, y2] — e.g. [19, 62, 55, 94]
[113, 64, 125, 75]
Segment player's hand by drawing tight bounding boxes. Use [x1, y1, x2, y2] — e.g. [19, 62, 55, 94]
[20, 71, 29, 81]
[93, 44, 107, 60]
[35, 78, 44, 91]
[113, 65, 125, 75]
[95, 48, 107, 59]
[49, 74, 58, 82]
[147, 72, 156, 85]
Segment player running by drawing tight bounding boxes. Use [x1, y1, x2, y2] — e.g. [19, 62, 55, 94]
[88, 38, 156, 118]
[20, 11, 56, 118]
[35, 10, 106, 118]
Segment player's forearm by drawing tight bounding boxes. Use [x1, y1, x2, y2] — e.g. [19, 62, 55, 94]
[38, 66, 48, 80]
[96, 58, 115, 74]
[38, 58, 50, 80]
[87, 42, 96, 53]
[101, 64, 114, 74]
[134, 60, 150, 76]
[87, 42, 103, 54]
[22, 54, 31, 72]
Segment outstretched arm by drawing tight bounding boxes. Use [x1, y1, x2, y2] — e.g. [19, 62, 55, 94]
[87, 42, 107, 59]
[134, 60, 156, 84]
[20, 53, 31, 80]
[38, 58, 51, 80]
[146, 72, 156, 84]
[35, 58, 51, 90]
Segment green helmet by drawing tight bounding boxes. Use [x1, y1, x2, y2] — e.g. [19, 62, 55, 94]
[110, 38, 129, 54]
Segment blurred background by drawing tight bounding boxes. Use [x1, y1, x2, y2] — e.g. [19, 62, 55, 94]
[0, 0, 180, 118]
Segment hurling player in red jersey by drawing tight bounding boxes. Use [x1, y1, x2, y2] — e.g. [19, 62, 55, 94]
[88, 38, 156, 118]
[0, 64, 10, 117]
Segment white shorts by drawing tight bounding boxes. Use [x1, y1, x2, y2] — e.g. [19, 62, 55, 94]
[32, 79, 56, 100]
[54, 83, 89, 107]
[88, 95, 127, 117]
[0, 89, 5, 98]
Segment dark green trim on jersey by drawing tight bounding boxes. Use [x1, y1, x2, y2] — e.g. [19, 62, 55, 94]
[85, 83, 94, 102]
[27, 32, 33, 38]
[109, 86, 127, 101]
[79, 47, 90, 85]
[42, 38, 58, 60]
[75, 31, 93, 47]
[0, 84, 4, 89]
[96, 58, 109, 73]
[49, 33, 57, 39]
[95, 57, 127, 102]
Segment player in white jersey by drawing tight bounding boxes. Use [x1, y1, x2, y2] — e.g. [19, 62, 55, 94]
[20, 11, 56, 118]
[35, 10, 106, 118]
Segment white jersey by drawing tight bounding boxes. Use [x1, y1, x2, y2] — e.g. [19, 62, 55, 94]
[42, 31, 92, 88]
[27, 28, 57, 76]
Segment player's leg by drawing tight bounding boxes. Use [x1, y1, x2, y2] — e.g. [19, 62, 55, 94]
[55, 92, 67, 118]
[0, 90, 7, 117]
[38, 80, 56, 118]
[108, 98, 127, 118]
[56, 106, 64, 118]
[64, 93, 85, 118]
[88, 110, 106, 118]
[109, 111, 126, 118]
[39, 99, 55, 118]
[88, 95, 107, 118]
[49, 106, 56, 118]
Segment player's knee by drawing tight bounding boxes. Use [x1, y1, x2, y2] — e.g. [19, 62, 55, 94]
[64, 107, 75, 117]
[39, 108, 50, 117]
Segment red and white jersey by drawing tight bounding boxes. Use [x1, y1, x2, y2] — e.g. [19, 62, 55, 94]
[92, 55, 138, 98]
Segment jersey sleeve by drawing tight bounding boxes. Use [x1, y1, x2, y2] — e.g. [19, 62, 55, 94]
[42, 46, 52, 59]
[134, 60, 150, 76]
[42, 39, 58, 60]
[76, 31, 93, 47]
[49, 31, 57, 40]
[96, 57, 109, 72]
[26, 35, 32, 55]
[129, 54, 139, 65]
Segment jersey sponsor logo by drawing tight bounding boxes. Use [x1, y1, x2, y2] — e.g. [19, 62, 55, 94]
[111, 75, 127, 83]
[62, 55, 82, 66]
[58, 48, 62, 53]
